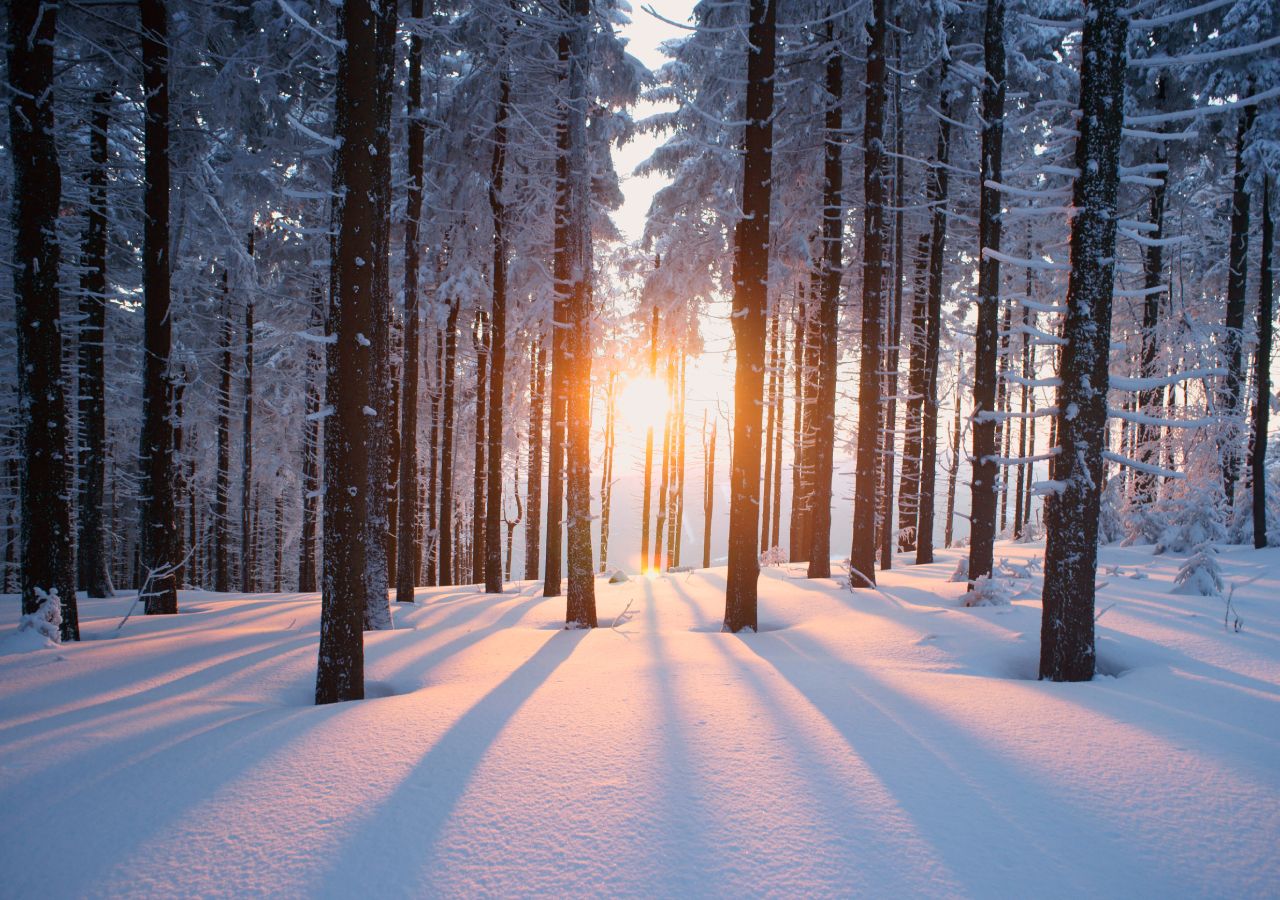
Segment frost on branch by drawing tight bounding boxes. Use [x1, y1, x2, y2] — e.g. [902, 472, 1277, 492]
[18, 588, 63, 644]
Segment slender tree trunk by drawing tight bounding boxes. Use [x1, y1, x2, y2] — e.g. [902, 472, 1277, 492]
[139, 0, 178, 616]
[241, 232, 256, 593]
[807, 22, 842, 581]
[438, 298, 460, 584]
[215, 273, 233, 592]
[273, 490, 284, 592]
[724, 0, 777, 632]
[849, 0, 888, 588]
[9, 0, 78, 637]
[396, 0, 427, 603]
[997, 302, 1013, 533]
[316, 0, 382, 704]
[898, 233, 931, 553]
[1252, 177, 1273, 548]
[639, 306, 659, 572]
[654, 353, 674, 572]
[426, 324, 443, 585]
[769, 346, 782, 552]
[485, 73, 512, 594]
[299, 290, 322, 593]
[944, 353, 963, 549]
[1223, 105, 1256, 510]
[505, 471, 522, 582]
[789, 291, 808, 561]
[1040, 0, 1127, 683]
[761, 313, 778, 550]
[472, 311, 489, 585]
[599, 373, 617, 573]
[879, 48, 906, 570]
[563, 0, 597, 627]
[525, 337, 546, 579]
[703, 411, 716, 568]
[968, 0, 1006, 586]
[78, 86, 114, 599]
[1135, 109, 1168, 506]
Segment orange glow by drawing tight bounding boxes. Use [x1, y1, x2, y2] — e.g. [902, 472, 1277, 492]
[617, 375, 669, 435]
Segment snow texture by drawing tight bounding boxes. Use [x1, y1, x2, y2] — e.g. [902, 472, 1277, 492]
[1, 541, 1278, 898]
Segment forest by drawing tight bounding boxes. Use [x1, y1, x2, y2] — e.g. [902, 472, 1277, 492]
[2, 0, 1279, 894]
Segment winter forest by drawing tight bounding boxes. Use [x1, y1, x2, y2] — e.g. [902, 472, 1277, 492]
[2, 0, 1279, 894]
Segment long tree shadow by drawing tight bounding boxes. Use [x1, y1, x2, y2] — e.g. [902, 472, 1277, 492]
[320, 628, 586, 887]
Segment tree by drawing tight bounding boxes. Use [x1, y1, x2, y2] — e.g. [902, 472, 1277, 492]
[139, 0, 179, 616]
[1222, 105, 1257, 510]
[8, 0, 79, 639]
[485, 72, 512, 594]
[850, 0, 889, 589]
[1251, 176, 1273, 548]
[723, 0, 777, 633]
[317, 0, 382, 705]
[1040, 0, 1128, 683]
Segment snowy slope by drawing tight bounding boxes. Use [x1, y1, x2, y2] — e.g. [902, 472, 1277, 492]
[1, 542, 1277, 898]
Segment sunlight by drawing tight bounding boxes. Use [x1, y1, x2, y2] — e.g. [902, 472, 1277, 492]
[617, 374, 669, 435]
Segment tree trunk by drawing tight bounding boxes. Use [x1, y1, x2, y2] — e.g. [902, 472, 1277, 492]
[396, 0, 426, 602]
[485, 73, 512, 594]
[525, 337, 546, 579]
[807, 22, 842, 581]
[139, 0, 178, 616]
[78, 85, 114, 599]
[1252, 176, 1273, 548]
[849, 0, 888, 588]
[599, 373, 617, 572]
[215, 273, 234, 592]
[724, 0, 777, 631]
[317, 0, 382, 704]
[299, 290, 322, 593]
[944, 353, 963, 550]
[1135, 104, 1168, 506]
[879, 48, 906, 570]
[761, 313, 777, 551]
[769, 346, 782, 552]
[8, 0, 79, 637]
[789, 291, 808, 561]
[1222, 105, 1256, 510]
[654, 353, 674, 572]
[438, 298, 460, 585]
[968, 0, 1006, 586]
[241, 233, 255, 594]
[472, 311, 489, 585]
[703, 411, 716, 568]
[426, 324, 443, 585]
[563, 0, 597, 628]
[1040, 0, 1127, 683]
[898, 233, 931, 553]
[639, 306, 659, 572]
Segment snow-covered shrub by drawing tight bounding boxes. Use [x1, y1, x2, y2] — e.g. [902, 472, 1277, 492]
[18, 588, 62, 643]
[1172, 543, 1224, 597]
[759, 545, 787, 567]
[1152, 440, 1228, 554]
[1098, 477, 1126, 545]
[948, 557, 969, 583]
[963, 575, 1013, 607]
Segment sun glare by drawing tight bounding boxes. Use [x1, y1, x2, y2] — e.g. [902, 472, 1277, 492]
[617, 375, 670, 435]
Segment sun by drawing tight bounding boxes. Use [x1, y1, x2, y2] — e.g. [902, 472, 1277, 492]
[616, 374, 670, 435]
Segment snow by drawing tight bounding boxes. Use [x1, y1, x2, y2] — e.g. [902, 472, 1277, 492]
[1, 541, 1278, 898]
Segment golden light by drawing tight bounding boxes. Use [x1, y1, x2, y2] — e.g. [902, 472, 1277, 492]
[617, 375, 669, 435]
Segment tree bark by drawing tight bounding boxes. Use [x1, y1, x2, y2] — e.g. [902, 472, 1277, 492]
[139, 0, 178, 616]
[8, 0, 79, 637]
[807, 23, 842, 581]
[761, 313, 778, 551]
[299, 288, 322, 593]
[898, 233, 931, 553]
[215, 273, 234, 592]
[849, 0, 888, 588]
[724, 0, 777, 631]
[1252, 177, 1273, 548]
[78, 85, 114, 599]
[639, 305, 659, 572]
[472, 311, 489, 585]
[241, 232, 256, 593]
[485, 72, 512, 594]
[1040, 0, 1127, 683]
[968, 0, 1006, 586]
[396, 0, 427, 603]
[879, 47, 906, 570]
[317, 0, 381, 704]
[438, 298, 461, 585]
[702, 411, 716, 568]
[525, 337, 546, 579]
[1223, 105, 1256, 510]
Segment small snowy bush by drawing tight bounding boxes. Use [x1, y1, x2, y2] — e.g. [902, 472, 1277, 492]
[1098, 477, 1127, 545]
[1172, 543, 1224, 597]
[963, 575, 1013, 607]
[759, 545, 787, 567]
[18, 588, 62, 643]
[948, 557, 969, 583]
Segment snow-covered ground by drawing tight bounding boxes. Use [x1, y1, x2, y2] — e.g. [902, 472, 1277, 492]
[1, 541, 1277, 898]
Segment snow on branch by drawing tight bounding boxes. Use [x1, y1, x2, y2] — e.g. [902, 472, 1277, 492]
[1106, 407, 1217, 428]
[1125, 85, 1280, 126]
[1103, 450, 1184, 480]
[1109, 367, 1227, 392]
[287, 113, 341, 150]
[982, 247, 1070, 271]
[276, 0, 346, 50]
[1129, 0, 1235, 29]
[983, 180, 1071, 200]
[1128, 35, 1280, 69]
[975, 406, 1060, 423]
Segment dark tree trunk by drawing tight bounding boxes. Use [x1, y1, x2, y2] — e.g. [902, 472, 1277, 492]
[485, 73, 512, 594]
[968, 0, 1006, 586]
[898, 233, 931, 553]
[472, 312, 489, 585]
[438, 298, 460, 585]
[724, 0, 777, 631]
[544, 25, 571, 598]
[944, 352, 963, 550]
[1223, 106, 1256, 510]
[396, 0, 425, 603]
[1135, 91, 1169, 506]
[807, 23, 842, 581]
[639, 306, 659, 572]
[879, 50, 906, 570]
[215, 273, 234, 592]
[524, 337, 546, 579]
[1252, 177, 1273, 549]
[299, 292, 322, 593]
[317, 0, 382, 704]
[139, 0, 178, 616]
[761, 313, 778, 551]
[241, 232, 255, 594]
[563, 0, 596, 628]
[849, 0, 888, 588]
[78, 86, 114, 599]
[1040, 0, 1127, 683]
[8, 0, 78, 637]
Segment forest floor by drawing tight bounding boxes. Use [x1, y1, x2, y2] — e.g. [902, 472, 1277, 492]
[1, 540, 1278, 898]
